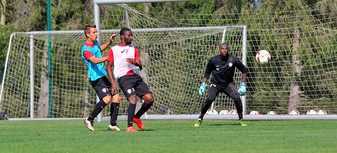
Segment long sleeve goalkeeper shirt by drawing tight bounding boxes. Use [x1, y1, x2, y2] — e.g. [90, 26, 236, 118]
[203, 54, 247, 85]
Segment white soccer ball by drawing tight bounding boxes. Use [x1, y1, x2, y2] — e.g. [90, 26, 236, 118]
[267, 111, 277, 115]
[219, 110, 229, 115]
[249, 111, 260, 115]
[317, 110, 327, 115]
[256, 50, 271, 64]
[289, 110, 300, 115]
[229, 110, 238, 115]
[206, 109, 218, 115]
[306, 110, 317, 115]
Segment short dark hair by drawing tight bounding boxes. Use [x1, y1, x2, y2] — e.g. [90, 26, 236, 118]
[120, 28, 131, 36]
[220, 43, 228, 46]
[84, 25, 96, 38]
[220, 43, 228, 48]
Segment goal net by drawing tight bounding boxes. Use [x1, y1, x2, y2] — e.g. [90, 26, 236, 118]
[0, 26, 246, 118]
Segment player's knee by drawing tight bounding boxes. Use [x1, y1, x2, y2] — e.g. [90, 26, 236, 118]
[102, 95, 112, 104]
[128, 95, 137, 104]
[147, 98, 154, 105]
[112, 94, 121, 103]
[143, 94, 154, 104]
[206, 97, 215, 103]
[234, 97, 241, 103]
[147, 96, 154, 104]
[231, 93, 241, 103]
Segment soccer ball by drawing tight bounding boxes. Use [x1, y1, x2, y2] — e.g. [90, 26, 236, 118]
[289, 110, 300, 115]
[267, 111, 277, 115]
[306, 110, 317, 115]
[256, 50, 271, 64]
[219, 110, 229, 115]
[206, 109, 218, 115]
[229, 110, 238, 115]
[249, 111, 260, 115]
[317, 110, 327, 115]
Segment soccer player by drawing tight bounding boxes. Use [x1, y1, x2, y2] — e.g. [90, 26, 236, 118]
[107, 28, 154, 132]
[194, 43, 247, 127]
[81, 25, 121, 132]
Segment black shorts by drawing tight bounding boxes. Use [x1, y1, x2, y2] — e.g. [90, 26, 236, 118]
[89, 76, 115, 100]
[207, 82, 240, 101]
[118, 75, 151, 99]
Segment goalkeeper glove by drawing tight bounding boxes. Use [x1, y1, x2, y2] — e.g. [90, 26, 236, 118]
[238, 82, 246, 96]
[198, 83, 207, 95]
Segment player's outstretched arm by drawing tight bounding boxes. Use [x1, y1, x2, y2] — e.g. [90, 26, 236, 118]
[88, 56, 108, 64]
[107, 61, 117, 94]
[241, 73, 247, 83]
[100, 34, 118, 51]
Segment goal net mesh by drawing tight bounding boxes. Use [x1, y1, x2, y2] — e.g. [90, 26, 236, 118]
[0, 26, 245, 118]
[0, 2, 336, 118]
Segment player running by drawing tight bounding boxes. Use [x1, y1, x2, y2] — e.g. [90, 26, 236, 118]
[195, 43, 247, 127]
[81, 25, 121, 131]
[107, 28, 154, 132]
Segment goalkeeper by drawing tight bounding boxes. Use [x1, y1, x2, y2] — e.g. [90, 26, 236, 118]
[81, 25, 121, 132]
[195, 43, 247, 127]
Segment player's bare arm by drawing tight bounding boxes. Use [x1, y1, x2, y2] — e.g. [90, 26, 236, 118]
[202, 77, 208, 84]
[241, 73, 247, 83]
[107, 61, 117, 94]
[88, 56, 108, 64]
[100, 34, 118, 51]
[126, 58, 143, 70]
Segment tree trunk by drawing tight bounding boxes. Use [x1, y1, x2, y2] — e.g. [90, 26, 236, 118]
[143, 3, 151, 14]
[38, 41, 50, 118]
[0, 0, 6, 25]
[288, 27, 301, 113]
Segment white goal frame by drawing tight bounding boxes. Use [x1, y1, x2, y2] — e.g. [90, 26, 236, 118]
[0, 26, 247, 121]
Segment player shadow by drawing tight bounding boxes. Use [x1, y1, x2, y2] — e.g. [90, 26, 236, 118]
[208, 122, 239, 126]
[141, 129, 155, 131]
[91, 128, 155, 132]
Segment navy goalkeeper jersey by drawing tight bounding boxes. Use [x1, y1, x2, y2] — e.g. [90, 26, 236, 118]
[203, 54, 247, 84]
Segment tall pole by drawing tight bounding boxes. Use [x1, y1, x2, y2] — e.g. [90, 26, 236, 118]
[94, 3, 102, 122]
[30, 35, 35, 118]
[94, 3, 100, 44]
[242, 25, 247, 115]
[47, 0, 53, 118]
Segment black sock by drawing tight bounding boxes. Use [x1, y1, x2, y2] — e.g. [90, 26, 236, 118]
[199, 99, 213, 120]
[134, 102, 153, 118]
[88, 100, 107, 120]
[233, 98, 243, 120]
[110, 102, 120, 126]
[127, 103, 136, 127]
[238, 113, 243, 120]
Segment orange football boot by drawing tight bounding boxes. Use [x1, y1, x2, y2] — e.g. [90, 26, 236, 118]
[125, 126, 138, 132]
[133, 118, 145, 130]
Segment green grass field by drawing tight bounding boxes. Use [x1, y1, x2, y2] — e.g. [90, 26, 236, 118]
[0, 119, 336, 153]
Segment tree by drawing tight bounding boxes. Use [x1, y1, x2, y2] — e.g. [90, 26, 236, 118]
[0, 0, 6, 25]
